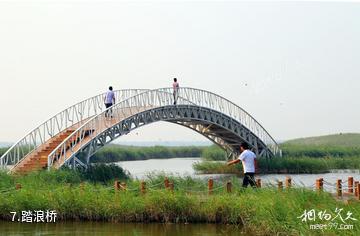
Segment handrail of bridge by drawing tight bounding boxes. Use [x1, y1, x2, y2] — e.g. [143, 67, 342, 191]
[48, 87, 280, 169]
[0, 89, 148, 170]
[47, 88, 195, 168]
[162, 87, 280, 155]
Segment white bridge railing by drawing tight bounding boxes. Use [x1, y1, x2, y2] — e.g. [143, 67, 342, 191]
[0, 89, 148, 170]
[48, 88, 280, 169]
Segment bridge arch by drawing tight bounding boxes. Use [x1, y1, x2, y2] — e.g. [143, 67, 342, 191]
[47, 88, 280, 169]
[1, 87, 280, 173]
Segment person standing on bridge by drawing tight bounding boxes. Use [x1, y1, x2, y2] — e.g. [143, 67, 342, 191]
[104, 86, 115, 118]
[227, 143, 257, 188]
[173, 78, 179, 105]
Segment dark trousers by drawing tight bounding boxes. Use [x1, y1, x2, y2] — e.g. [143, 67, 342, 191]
[242, 172, 256, 188]
[173, 91, 178, 105]
[105, 103, 113, 117]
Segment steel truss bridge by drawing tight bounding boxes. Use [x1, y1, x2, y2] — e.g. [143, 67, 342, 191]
[0, 88, 281, 174]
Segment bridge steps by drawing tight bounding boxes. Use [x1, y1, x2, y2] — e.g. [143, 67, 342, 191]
[11, 129, 76, 174]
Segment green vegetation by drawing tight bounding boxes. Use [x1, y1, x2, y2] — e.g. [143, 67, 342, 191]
[284, 133, 360, 147]
[0, 170, 359, 235]
[280, 144, 360, 158]
[194, 157, 360, 175]
[77, 164, 130, 183]
[11, 164, 129, 185]
[197, 133, 360, 174]
[281, 133, 360, 158]
[201, 145, 227, 161]
[0, 147, 8, 157]
[91, 145, 204, 163]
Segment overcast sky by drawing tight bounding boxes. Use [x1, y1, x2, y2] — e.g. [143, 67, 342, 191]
[0, 1, 359, 144]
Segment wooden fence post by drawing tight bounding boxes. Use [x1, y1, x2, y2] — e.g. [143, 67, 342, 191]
[278, 181, 283, 191]
[319, 178, 323, 191]
[285, 177, 292, 189]
[141, 181, 146, 195]
[15, 183, 22, 190]
[348, 177, 354, 194]
[256, 179, 261, 188]
[226, 181, 232, 193]
[114, 181, 120, 191]
[356, 183, 360, 201]
[315, 179, 320, 191]
[316, 178, 324, 192]
[355, 181, 359, 197]
[208, 178, 213, 195]
[336, 179, 342, 198]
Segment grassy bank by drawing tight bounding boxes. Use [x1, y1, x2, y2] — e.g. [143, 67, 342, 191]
[0, 170, 359, 235]
[202, 144, 360, 161]
[194, 157, 360, 175]
[197, 133, 360, 174]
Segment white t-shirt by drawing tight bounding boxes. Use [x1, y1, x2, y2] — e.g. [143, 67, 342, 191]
[238, 149, 256, 173]
[105, 90, 115, 104]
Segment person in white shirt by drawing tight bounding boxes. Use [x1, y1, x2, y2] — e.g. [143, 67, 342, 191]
[104, 86, 115, 118]
[227, 143, 257, 187]
[172, 78, 179, 105]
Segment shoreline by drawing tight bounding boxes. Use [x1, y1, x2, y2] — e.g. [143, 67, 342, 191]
[0, 170, 359, 235]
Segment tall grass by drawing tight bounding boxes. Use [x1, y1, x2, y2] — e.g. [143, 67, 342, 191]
[3, 164, 130, 189]
[0, 171, 359, 235]
[202, 144, 360, 161]
[91, 145, 204, 162]
[201, 145, 227, 161]
[194, 157, 360, 175]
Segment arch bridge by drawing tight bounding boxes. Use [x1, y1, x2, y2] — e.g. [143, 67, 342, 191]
[0, 88, 281, 174]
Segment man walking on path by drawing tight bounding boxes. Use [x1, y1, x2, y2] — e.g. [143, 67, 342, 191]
[227, 143, 257, 188]
[172, 78, 179, 105]
[104, 86, 115, 118]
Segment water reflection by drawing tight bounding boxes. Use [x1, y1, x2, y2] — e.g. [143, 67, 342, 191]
[0, 222, 244, 236]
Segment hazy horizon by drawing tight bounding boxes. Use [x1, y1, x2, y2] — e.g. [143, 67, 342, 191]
[0, 1, 359, 144]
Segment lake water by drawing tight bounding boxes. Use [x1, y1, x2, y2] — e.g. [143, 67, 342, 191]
[117, 157, 360, 192]
[0, 222, 243, 236]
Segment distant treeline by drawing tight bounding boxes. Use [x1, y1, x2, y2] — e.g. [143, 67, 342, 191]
[91, 145, 205, 163]
[201, 144, 360, 161]
[280, 144, 360, 158]
[193, 156, 360, 175]
[196, 143, 360, 174]
[0, 148, 7, 157]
